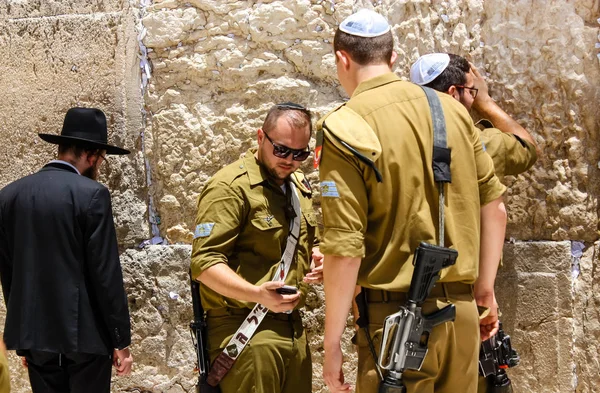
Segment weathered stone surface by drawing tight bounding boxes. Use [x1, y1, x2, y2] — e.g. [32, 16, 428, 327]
[142, 0, 600, 244]
[0, 4, 147, 247]
[497, 241, 575, 393]
[573, 241, 600, 393]
[114, 245, 198, 392]
[2, 0, 600, 392]
[480, 1, 600, 241]
[0, 0, 129, 18]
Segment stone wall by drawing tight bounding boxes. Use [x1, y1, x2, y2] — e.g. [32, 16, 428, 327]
[1, 0, 599, 392]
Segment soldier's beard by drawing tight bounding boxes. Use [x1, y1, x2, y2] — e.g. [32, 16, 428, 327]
[257, 149, 291, 184]
[265, 164, 290, 183]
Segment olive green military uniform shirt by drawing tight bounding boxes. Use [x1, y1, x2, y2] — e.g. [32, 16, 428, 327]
[191, 149, 318, 310]
[477, 119, 537, 180]
[318, 73, 506, 291]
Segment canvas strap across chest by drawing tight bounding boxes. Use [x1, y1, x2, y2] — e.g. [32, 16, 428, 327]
[206, 181, 302, 386]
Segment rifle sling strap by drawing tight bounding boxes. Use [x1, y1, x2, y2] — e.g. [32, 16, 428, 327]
[420, 86, 451, 247]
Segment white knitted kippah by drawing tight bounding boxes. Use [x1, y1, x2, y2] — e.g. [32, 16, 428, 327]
[339, 9, 391, 38]
[410, 53, 451, 85]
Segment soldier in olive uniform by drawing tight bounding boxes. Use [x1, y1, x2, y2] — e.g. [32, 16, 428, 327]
[191, 103, 322, 393]
[410, 53, 538, 180]
[411, 54, 539, 392]
[318, 10, 507, 393]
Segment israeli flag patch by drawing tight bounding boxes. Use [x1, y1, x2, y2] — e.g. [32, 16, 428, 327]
[194, 223, 215, 239]
[482, 141, 487, 151]
[321, 181, 340, 198]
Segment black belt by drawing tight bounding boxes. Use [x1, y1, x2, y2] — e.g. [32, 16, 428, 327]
[364, 282, 473, 303]
[206, 307, 299, 322]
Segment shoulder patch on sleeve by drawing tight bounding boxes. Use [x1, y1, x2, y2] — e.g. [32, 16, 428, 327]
[194, 223, 215, 239]
[320, 181, 340, 198]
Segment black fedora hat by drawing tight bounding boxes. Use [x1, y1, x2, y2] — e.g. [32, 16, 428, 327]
[39, 107, 130, 155]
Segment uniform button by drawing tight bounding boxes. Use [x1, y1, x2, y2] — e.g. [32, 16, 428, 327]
[239, 165, 244, 169]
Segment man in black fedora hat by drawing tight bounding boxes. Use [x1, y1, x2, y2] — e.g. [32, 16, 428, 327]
[0, 107, 133, 393]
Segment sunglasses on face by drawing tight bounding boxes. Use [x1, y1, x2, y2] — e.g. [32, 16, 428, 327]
[455, 85, 478, 99]
[262, 131, 311, 161]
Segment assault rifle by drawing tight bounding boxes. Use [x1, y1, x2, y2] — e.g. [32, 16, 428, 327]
[189, 271, 221, 393]
[479, 322, 520, 393]
[377, 242, 458, 393]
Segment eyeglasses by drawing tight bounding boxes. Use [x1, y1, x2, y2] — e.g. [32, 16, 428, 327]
[99, 154, 109, 169]
[262, 131, 311, 161]
[455, 85, 478, 99]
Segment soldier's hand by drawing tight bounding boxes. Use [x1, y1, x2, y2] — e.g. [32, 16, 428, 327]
[303, 247, 324, 284]
[113, 348, 133, 376]
[259, 281, 301, 313]
[476, 292, 499, 341]
[324, 343, 352, 392]
[469, 62, 491, 108]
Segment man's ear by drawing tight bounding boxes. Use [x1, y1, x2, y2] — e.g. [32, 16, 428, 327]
[335, 50, 351, 70]
[447, 85, 459, 99]
[389, 51, 398, 67]
[257, 128, 264, 144]
[85, 150, 100, 166]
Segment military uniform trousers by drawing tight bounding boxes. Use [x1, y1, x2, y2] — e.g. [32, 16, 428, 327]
[478, 375, 489, 393]
[207, 308, 311, 393]
[355, 283, 480, 393]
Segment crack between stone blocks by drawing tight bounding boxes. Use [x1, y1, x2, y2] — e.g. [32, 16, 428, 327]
[569, 240, 590, 391]
[136, 0, 165, 248]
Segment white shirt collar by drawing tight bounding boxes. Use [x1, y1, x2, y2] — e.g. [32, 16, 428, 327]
[48, 160, 81, 175]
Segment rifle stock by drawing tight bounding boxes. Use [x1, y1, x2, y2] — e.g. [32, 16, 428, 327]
[378, 242, 458, 392]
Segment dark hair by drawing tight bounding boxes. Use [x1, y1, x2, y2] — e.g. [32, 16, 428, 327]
[424, 54, 470, 92]
[333, 29, 394, 66]
[58, 144, 100, 158]
[263, 104, 313, 136]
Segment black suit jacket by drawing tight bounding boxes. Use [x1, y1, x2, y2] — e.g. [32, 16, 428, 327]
[0, 162, 131, 355]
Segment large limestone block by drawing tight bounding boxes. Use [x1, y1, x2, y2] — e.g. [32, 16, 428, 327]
[480, 1, 600, 241]
[0, 7, 148, 246]
[114, 245, 198, 392]
[0, 0, 129, 18]
[142, 0, 599, 244]
[497, 241, 575, 392]
[573, 241, 600, 392]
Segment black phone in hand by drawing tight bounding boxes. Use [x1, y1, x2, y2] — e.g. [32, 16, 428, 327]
[275, 285, 298, 295]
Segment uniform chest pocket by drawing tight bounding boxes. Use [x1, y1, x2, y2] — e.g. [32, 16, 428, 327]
[250, 213, 284, 231]
[248, 212, 286, 261]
